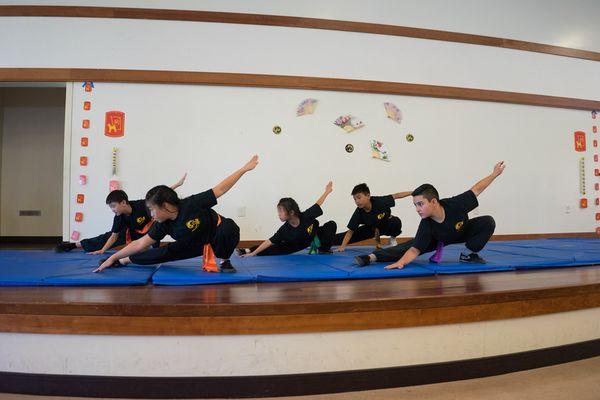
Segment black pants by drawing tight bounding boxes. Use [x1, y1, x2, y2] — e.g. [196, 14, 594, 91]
[130, 217, 240, 265]
[251, 221, 338, 256]
[373, 216, 495, 262]
[80, 231, 126, 252]
[333, 216, 402, 246]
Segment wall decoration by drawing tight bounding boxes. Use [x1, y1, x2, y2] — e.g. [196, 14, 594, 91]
[334, 115, 364, 132]
[370, 140, 390, 161]
[297, 98, 318, 116]
[109, 147, 121, 191]
[383, 102, 402, 124]
[579, 157, 586, 195]
[574, 131, 586, 152]
[105, 111, 125, 137]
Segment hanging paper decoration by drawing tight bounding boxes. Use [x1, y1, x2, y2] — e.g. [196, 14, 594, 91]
[592, 110, 597, 119]
[109, 147, 121, 191]
[406, 133, 414, 142]
[82, 82, 94, 92]
[76, 194, 85, 204]
[71, 231, 81, 241]
[81, 137, 88, 147]
[75, 212, 84, 222]
[297, 98, 318, 116]
[273, 125, 282, 135]
[105, 111, 125, 138]
[334, 115, 364, 133]
[370, 140, 390, 161]
[383, 102, 402, 124]
[580, 198, 588, 208]
[82, 119, 90, 129]
[79, 175, 87, 185]
[574, 131, 586, 152]
[580, 158, 586, 195]
[83, 101, 91, 111]
[80, 156, 88, 166]
[345, 144, 354, 153]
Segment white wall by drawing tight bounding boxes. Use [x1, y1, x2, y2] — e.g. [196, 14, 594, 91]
[2, 0, 599, 53]
[0, 88, 65, 236]
[67, 82, 595, 241]
[0, 10, 599, 100]
[0, 1, 598, 239]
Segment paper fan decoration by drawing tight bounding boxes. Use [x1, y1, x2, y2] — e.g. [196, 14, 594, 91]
[384, 102, 402, 124]
[370, 140, 390, 161]
[297, 98, 318, 116]
[334, 115, 364, 133]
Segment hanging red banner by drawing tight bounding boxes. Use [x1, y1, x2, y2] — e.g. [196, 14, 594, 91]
[105, 111, 125, 137]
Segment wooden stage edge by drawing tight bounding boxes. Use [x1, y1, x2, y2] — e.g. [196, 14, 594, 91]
[0, 233, 599, 335]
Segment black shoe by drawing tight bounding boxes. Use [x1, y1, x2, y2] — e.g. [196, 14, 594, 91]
[54, 242, 76, 253]
[98, 258, 122, 268]
[355, 255, 371, 267]
[220, 260, 237, 273]
[459, 252, 486, 264]
[236, 248, 249, 256]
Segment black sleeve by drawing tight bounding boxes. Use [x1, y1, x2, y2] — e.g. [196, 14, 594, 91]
[347, 209, 361, 231]
[148, 222, 168, 242]
[448, 190, 479, 213]
[269, 226, 286, 244]
[111, 216, 124, 234]
[303, 204, 323, 220]
[380, 195, 396, 208]
[188, 189, 218, 209]
[412, 220, 432, 253]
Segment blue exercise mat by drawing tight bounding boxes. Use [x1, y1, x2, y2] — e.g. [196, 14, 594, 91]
[312, 247, 435, 279]
[1, 239, 599, 286]
[0, 250, 157, 286]
[151, 256, 256, 285]
[240, 253, 351, 282]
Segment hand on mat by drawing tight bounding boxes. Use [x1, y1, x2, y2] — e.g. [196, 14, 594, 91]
[243, 155, 259, 172]
[336, 247, 346, 253]
[94, 259, 114, 273]
[385, 261, 405, 270]
[88, 250, 105, 255]
[492, 161, 505, 177]
[240, 253, 256, 258]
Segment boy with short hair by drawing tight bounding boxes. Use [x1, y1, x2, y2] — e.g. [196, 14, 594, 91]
[334, 183, 412, 251]
[54, 174, 186, 254]
[355, 162, 505, 268]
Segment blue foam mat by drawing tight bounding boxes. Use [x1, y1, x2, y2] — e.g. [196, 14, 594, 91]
[0, 250, 157, 286]
[151, 257, 256, 285]
[1, 238, 599, 286]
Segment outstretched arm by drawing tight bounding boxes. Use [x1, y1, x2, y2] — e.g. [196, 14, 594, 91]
[88, 232, 119, 255]
[315, 181, 333, 206]
[243, 240, 273, 257]
[336, 230, 354, 252]
[213, 155, 259, 198]
[384, 247, 421, 270]
[392, 191, 412, 199]
[471, 161, 505, 197]
[170, 173, 187, 190]
[93, 235, 156, 272]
